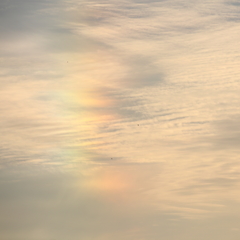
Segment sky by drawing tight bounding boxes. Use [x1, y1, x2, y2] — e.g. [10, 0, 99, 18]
[1, 0, 240, 239]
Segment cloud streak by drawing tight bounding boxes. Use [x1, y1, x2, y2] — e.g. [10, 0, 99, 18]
[1, 0, 240, 238]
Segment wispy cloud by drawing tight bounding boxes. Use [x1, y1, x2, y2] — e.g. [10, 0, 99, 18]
[1, 0, 240, 238]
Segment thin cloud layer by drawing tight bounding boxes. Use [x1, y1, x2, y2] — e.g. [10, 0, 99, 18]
[1, 0, 240, 239]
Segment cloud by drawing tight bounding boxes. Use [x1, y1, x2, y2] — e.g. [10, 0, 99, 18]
[2, 0, 240, 234]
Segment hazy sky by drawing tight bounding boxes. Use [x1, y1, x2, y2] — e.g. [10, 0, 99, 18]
[1, 0, 240, 239]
